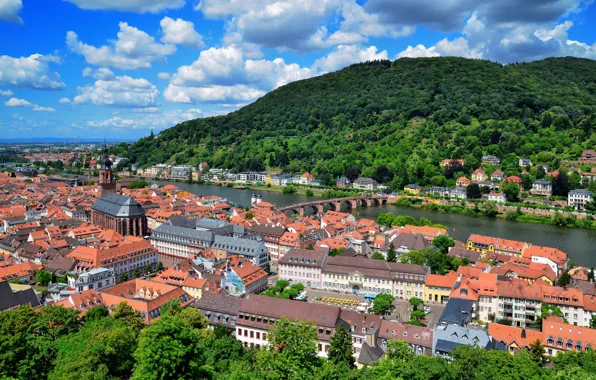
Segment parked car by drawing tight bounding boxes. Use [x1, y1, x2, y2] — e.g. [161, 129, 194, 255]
[424, 306, 432, 314]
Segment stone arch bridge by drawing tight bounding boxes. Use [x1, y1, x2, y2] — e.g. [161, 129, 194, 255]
[278, 195, 389, 216]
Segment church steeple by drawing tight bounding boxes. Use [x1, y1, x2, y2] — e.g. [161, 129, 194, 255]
[98, 140, 116, 197]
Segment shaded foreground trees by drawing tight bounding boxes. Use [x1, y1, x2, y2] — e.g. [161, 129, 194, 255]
[0, 303, 596, 379]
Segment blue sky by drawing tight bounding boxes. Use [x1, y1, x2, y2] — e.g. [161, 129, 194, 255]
[0, 0, 595, 140]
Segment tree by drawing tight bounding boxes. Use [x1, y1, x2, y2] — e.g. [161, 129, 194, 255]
[132, 315, 204, 380]
[49, 318, 136, 380]
[157, 261, 164, 271]
[371, 252, 385, 260]
[345, 167, 359, 182]
[112, 302, 145, 334]
[36, 270, 53, 286]
[119, 272, 129, 283]
[133, 268, 141, 278]
[386, 339, 414, 362]
[372, 293, 394, 315]
[432, 235, 455, 254]
[305, 189, 314, 196]
[82, 306, 109, 322]
[590, 315, 596, 329]
[558, 271, 571, 286]
[503, 182, 520, 202]
[466, 183, 482, 199]
[144, 264, 152, 274]
[259, 317, 320, 379]
[409, 297, 423, 311]
[328, 324, 354, 369]
[245, 211, 254, 219]
[481, 201, 498, 217]
[386, 245, 397, 263]
[161, 298, 182, 316]
[529, 339, 547, 367]
[282, 185, 297, 194]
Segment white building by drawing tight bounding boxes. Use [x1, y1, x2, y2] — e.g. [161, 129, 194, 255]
[353, 177, 379, 191]
[568, 189, 592, 210]
[235, 294, 344, 357]
[278, 248, 327, 288]
[68, 267, 116, 292]
[487, 192, 506, 203]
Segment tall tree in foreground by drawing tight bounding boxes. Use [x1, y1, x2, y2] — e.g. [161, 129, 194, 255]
[256, 317, 320, 380]
[529, 339, 547, 367]
[132, 315, 204, 380]
[386, 245, 397, 263]
[328, 325, 354, 369]
[112, 302, 145, 334]
[49, 318, 136, 380]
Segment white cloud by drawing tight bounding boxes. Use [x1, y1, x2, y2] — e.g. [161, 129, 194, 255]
[4, 97, 56, 112]
[85, 108, 203, 131]
[0, 54, 65, 89]
[132, 107, 160, 113]
[66, 22, 176, 70]
[197, 0, 344, 52]
[0, 0, 23, 24]
[157, 72, 170, 80]
[160, 17, 204, 48]
[0, 90, 13, 96]
[535, 20, 573, 42]
[59, 97, 71, 104]
[64, 0, 185, 13]
[312, 44, 388, 72]
[82, 67, 116, 80]
[74, 75, 159, 107]
[170, 45, 245, 87]
[166, 45, 316, 104]
[164, 84, 266, 103]
[397, 37, 483, 59]
[397, 44, 441, 58]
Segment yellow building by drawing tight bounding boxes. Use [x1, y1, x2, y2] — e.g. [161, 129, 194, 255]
[424, 272, 457, 304]
[265, 175, 273, 185]
[320, 257, 427, 300]
[181, 277, 207, 300]
[467, 234, 528, 257]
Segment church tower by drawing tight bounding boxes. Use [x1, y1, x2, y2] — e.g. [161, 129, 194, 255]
[98, 142, 116, 197]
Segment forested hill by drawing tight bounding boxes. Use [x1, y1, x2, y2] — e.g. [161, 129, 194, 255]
[125, 57, 596, 188]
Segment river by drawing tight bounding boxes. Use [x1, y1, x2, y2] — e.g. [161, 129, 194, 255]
[153, 181, 596, 267]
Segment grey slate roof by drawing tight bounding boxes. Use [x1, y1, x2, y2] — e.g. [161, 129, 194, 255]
[92, 193, 145, 217]
[433, 324, 506, 354]
[152, 224, 215, 243]
[391, 233, 431, 251]
[0, 282, 40, 311]
[212, 235, 266, 257]
[357, 342, 385, 364]
[439, 298, 474, 327]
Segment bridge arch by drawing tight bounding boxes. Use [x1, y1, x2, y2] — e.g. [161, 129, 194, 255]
[339, 199, 357, 209]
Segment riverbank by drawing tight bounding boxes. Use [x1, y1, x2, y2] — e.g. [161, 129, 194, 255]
[393, 198, 596, 230]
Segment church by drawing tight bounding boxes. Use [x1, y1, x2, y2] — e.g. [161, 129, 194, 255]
[90, 146, 148, 237]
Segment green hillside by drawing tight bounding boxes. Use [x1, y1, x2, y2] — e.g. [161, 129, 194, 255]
[124, 56, 596, 188]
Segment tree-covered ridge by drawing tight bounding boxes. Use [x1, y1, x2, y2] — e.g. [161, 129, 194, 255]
[126, 57, 596, 188]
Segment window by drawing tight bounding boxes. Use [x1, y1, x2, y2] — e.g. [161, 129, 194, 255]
[557, 338, 563, 347]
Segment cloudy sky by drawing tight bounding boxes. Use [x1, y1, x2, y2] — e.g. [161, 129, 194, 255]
[1, 0, 595, 140]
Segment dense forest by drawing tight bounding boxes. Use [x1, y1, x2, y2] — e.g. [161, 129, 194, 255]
[1, 303, 595, 380]
[124, 57, 596, 189]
